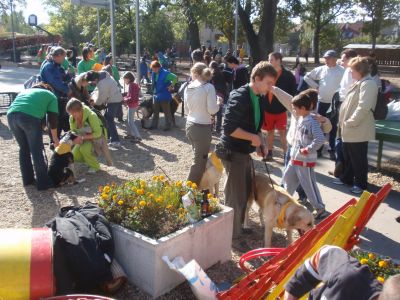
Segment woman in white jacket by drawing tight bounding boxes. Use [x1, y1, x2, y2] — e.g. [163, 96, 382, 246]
[334, 56, 378, 194]
[86, 71, 123, 147]
[184, 63, 220, 185]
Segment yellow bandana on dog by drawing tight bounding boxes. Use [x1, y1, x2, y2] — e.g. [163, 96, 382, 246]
[55, 143, 72, 155]
[210, 152, 223, 173]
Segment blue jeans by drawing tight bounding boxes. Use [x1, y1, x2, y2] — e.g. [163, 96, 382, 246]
[127, 107, 141, 138]
[7, 112, 53, 190]
[105, 103, 120, 142]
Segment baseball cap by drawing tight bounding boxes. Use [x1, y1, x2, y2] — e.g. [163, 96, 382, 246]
[323, 50, 337, 58]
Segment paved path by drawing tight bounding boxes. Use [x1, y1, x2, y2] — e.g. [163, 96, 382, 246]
[1, 66, 399, 259]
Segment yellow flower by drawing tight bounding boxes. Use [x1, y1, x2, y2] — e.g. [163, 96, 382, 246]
[191, 183, 198, 189]
[176, 181, 182, 187]
[137, 189, 145, 195]
[378, 260, 388, 268]
[159, 175, 165, 180]
[139, 200, 146, 207]
[140, 180, 146, 187]
[377, 276, 385, 283]
[112, 195, 118, 201]
[131, 187, 137, 193]
[360, 259, 369, 265]
[149, 193, 154, 198]
[152, 175, 159, 181]
[186, 180, 193, 187]
[207, 193, 213, 199]
[101, 193, 109, 200]
[118, 200, 124, 206]
[166, 204, 173, 209]
[103, 186, 111, 194]
[368, 253, 376, 260]
[156, 196, 163, 203]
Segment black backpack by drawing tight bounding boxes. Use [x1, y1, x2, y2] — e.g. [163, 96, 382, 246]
[373, 92, 388, 120]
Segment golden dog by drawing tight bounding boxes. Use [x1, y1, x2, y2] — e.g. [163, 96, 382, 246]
[244, 172, 314, 247]
[199, 152, 224, 196]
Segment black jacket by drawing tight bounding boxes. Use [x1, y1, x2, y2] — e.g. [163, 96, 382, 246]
[264, 68, 297, 114]
[221, 84, 265, 154]
[232, 66, 249, 90]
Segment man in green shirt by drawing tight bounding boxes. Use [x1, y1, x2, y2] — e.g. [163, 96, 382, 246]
[7, 85, 59, 190]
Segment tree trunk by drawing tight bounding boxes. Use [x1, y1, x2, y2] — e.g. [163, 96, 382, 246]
[371, 18, 377, 50]
[182, 0, 200, 50]
[257, 0, 278, 61]
[238, 4, 261, 64]
[313, 0, 321, 64]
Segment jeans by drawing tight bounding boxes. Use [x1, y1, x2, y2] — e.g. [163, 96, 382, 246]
[7, 112, 53, 190]
[317, 101, 331, 153]
[105, 102, 120, 142]
[127, 107, 141, 138]
[186, 122, 212, 185]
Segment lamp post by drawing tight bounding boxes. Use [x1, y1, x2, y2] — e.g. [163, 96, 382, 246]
[97, 8, 101, 48]
[234, 0, 238, 56]
[135, 0, 140, 82]
[10, 0, 17, 62]
[109, 0, 116, 60]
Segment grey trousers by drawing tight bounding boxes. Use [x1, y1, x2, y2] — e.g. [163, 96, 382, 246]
[151, 100, 173, 129]
[186, 122, 212, 185]
[222, 151, 251, 238]
[282, 163, 325, 211]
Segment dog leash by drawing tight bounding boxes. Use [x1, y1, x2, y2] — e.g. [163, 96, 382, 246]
[250, 158, 258, 203]
[262, 156, 275, 191]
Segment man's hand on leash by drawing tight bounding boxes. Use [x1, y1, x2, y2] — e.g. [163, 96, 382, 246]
[256, 144, 266, 158]
[251, 134, 262, 147]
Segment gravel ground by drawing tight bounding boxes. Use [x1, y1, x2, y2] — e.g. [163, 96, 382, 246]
[1, 101, 399, 299]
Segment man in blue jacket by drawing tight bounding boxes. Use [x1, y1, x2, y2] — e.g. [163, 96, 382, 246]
[218, 61, 277, 240]
[149, 61, 177, 131]
[40, 46, 71, 140]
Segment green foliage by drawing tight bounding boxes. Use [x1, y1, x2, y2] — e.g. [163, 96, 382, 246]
[319, 23, 345, 53]
[0, 9, 35, 35]
[140, 9, 175, 52]
[275, 6, 296, 44]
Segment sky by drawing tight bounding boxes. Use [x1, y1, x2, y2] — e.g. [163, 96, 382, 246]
[19, 0, 50, 25]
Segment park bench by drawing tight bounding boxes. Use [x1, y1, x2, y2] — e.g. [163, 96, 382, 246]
[375, 120, 400, 170]
[0, 92, 17, 115]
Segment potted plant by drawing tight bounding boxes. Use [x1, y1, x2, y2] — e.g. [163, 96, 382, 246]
[98, 176, 233, 298]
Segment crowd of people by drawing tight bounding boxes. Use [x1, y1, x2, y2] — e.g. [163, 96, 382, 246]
[5, 40, 397, 299]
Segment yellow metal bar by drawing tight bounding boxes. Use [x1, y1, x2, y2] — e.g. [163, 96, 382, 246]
[0, 229, 32, 300]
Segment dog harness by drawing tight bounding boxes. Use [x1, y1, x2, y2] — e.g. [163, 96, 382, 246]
[210, 152, 224, 173]
[277, 200, 300, 229]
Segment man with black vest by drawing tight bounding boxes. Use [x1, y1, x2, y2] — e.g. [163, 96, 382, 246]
[217, 61, 277, 240]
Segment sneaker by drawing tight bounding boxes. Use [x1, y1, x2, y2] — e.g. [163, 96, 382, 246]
[264, 151, 273, 161]
[87, 168, 98, 174]
[108, 142, 121, 148]
[313, 209, 330, 220]
[332, 178, 345, 185]
[350, 186, 363, 194]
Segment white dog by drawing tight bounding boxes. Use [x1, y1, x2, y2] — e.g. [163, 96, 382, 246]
[244, 172, 314, 247]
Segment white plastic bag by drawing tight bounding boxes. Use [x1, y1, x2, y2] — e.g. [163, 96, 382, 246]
[386, 100, 400, 121]
[163, 256, 217, 300]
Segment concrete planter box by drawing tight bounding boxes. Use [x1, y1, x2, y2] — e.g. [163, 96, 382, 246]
[111, 205, 233, 298]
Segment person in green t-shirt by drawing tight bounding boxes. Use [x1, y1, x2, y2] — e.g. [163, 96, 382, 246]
[78, 47, 96, 92]
[7, 85, 60, 191]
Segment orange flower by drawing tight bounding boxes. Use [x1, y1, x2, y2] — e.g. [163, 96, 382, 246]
[377, 276, 385, 283]
[378, 260, 388, 268]
[137, 189, 145, 195]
